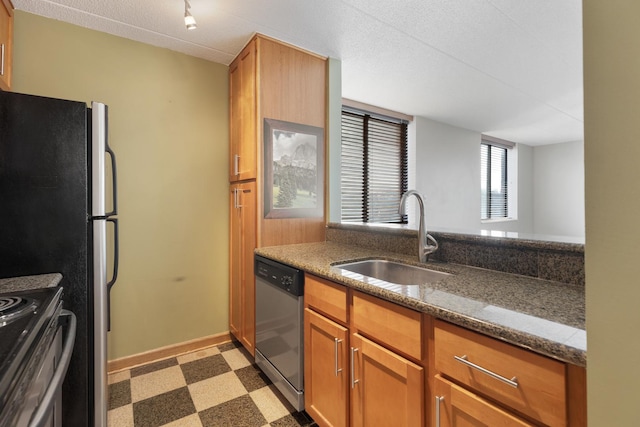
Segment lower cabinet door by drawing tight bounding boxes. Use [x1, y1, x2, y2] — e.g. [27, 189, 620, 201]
[434, 375, 534, 427]
[304, 308, 349, 427]
[351, 333, 424, 427]
[229, 181, 256, 355]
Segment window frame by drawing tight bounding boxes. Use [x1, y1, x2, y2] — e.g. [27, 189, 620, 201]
[481, 136, 515, 221]
[340, 104, 409, 224]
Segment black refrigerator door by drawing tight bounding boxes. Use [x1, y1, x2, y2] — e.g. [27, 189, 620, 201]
[0, 91, 91, 427]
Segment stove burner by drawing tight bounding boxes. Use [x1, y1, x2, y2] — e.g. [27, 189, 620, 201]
[0, 296, 38, 326]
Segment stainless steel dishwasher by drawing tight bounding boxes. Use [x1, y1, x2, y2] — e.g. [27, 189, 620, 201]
[254, 255, 304, 411]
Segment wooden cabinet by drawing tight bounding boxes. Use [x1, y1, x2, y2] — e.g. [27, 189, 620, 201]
[351, 291, 423, 361]
[303, 274, 586, 427]
[304, 275, 424, 427]
[229, 39, 257, 182]
[305, 307, 349, 427]
[351, 333, 424, 427]
[434, 320, 576, 427]
[0, 0, 13, 91]
[227, 34, 327, 247]
[229, 181, 256, 355]
[434, 375, 534, 427]
[228, 34, 327, 356]
[304, 275, 349, 427]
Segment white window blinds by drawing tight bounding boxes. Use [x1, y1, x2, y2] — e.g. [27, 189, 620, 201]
[481, 142, 509, 219]
[341, 109, 408, 223]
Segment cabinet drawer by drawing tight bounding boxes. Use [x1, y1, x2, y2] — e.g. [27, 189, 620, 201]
[434, 320, 566, 427]
[305, 274, 348, 323]
[352, 291, 422, 360]
[434, 375, 534, 427]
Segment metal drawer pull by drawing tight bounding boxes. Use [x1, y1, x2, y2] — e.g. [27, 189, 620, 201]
[334, 338, 343, 376]
[234, 154, 240, 176]
[454, 355, 519, 388]
[435, 396, 444, 427]
[1, 43, 4, 76]
[350, 347, 359, 388]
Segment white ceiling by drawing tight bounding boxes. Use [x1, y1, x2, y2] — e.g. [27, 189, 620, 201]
[13, 0, 583, 146]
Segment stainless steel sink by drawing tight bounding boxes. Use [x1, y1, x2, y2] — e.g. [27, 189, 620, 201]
[333, 259, 450, 286]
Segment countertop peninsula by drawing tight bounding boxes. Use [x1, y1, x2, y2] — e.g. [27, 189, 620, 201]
[256, 241, 586, 367]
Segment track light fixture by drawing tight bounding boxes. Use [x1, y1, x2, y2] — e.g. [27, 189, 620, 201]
[184, 0, 197, 30]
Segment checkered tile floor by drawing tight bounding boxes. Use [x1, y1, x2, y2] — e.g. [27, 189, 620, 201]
[107, 341, 316, 427]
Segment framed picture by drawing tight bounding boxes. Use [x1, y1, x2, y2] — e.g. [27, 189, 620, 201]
[264, 118, 324, 219]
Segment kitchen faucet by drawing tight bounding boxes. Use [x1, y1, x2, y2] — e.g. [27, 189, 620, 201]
[398, 190, 438, 262]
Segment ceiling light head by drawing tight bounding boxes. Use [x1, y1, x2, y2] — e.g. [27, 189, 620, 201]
[184, 0, 197, 30]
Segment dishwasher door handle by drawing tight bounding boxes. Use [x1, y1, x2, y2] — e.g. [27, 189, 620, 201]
[29, 309, 77, 427]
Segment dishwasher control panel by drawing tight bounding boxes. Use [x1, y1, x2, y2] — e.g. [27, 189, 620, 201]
[255, 255, 304, 296]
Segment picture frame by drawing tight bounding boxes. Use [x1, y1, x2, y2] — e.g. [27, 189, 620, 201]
[263, 118, 324, 219]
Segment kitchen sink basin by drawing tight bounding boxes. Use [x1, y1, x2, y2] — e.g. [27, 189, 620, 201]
[333, 259, 451, 286]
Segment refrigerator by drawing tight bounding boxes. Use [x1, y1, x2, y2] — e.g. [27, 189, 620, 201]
[0, 90, 118, 427]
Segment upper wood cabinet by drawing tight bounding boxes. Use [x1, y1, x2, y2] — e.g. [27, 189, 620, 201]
[228, 34, 326, 184]
[0, 0, 13, 91]
[228, 34, 327, 247]
[229, 39, 257, 182]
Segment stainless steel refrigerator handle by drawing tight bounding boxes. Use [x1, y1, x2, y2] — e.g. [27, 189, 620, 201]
[105, 140, 118, 217]
[29, 310, 77, 427]
[106, 217, 119, 290]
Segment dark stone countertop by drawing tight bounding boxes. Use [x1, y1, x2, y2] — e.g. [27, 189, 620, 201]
[0, 273, 63, 293]
[255, 241, 586, 367]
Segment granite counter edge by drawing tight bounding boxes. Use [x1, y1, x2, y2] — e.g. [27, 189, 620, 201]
[255, 244, 586, 367]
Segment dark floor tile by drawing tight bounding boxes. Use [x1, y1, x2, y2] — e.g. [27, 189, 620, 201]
[217, 340, 241, 352]
[199, 395, 267, 427]
[133, 386, 196, 427]
[271, 411, 317, 426]
[235, 364, 271, 392]
[130, 357, 178, 377]
[108, 379, 131, 410]
[180, 353, 231, 384]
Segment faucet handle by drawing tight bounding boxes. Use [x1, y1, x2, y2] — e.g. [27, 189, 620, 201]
[425, 233, 439, 254]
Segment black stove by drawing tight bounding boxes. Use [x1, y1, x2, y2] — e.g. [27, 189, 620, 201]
[0, 287, 63, 426]
[0, 295, 38, 325]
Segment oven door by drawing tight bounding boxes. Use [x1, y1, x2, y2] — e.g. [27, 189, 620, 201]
[21, 310, 76, 427]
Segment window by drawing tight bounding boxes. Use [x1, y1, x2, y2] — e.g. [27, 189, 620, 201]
[341, 107, 408, 223]
[481, 137, 514, 220]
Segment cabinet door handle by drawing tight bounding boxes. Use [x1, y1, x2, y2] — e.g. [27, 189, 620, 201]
[350, 347, 359, 388]
[1, 43, 4, 77]
[435, 396, 444, 427]
[334, 338, 343, 376]
[454, 355, 519, 388]
[234, 188, 245, 209]
[233, 154, 240, 176]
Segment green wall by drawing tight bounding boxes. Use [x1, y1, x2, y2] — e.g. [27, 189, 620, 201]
[12, 11, 230, 360]
[584, 1, 640, 425]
